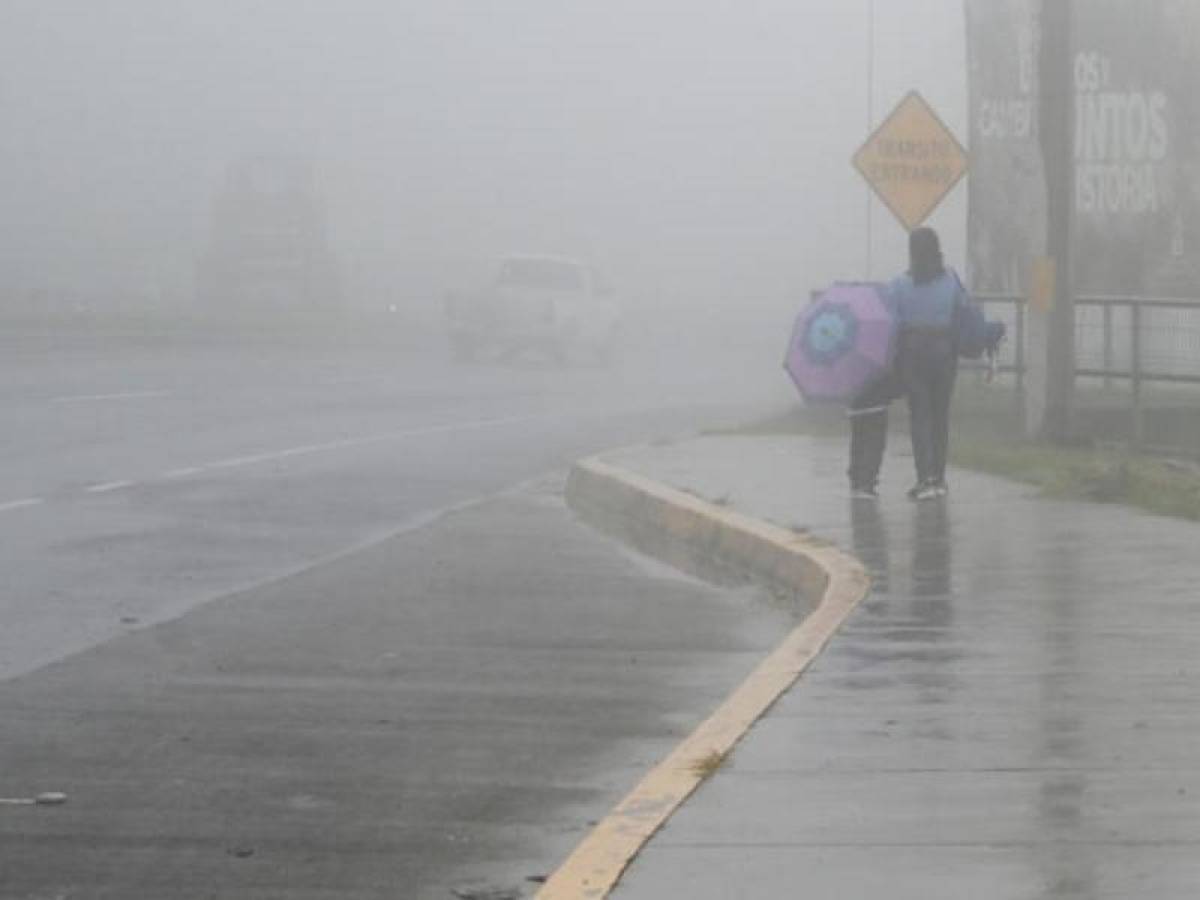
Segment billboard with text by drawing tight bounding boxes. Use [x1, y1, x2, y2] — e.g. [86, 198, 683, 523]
[966, 0, 1200, 299]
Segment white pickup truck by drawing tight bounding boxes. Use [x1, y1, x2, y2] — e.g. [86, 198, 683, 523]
[444, 255, 620, 363]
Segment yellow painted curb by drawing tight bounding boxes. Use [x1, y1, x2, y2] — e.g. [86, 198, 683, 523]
[539, 458, 870, 899]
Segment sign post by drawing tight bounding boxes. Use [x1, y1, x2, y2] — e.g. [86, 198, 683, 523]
[1038, 0, 1076, 441]
[853, 91, 968, 232]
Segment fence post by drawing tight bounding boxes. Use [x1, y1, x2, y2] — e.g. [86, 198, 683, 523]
[1131, 301, 1144, 448]
[1015, 299, 1026, 413]
[1103, 301, 1113, 389]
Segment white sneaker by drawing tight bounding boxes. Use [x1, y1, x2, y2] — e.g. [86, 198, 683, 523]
[912, 483, 940, 501]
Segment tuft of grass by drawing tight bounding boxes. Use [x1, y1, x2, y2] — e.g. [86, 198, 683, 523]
[951, 435, 1200, 521]
[689, 748, 732, 780]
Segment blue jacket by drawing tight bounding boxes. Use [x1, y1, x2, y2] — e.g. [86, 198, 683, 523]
[888, 269, 965, 329]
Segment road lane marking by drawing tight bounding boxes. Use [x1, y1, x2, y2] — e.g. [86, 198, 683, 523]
[52, 390, 170, 404]
[0, 498, 44, 513]
[85, 481, 135, 494]
[170, 413, 546, 477]
[0, 488, 502, 683]
[163, 467, 204, 479]
[205, 452, 284, 470]
[41, 414, 545, 504]
[538, 459, 871, 900]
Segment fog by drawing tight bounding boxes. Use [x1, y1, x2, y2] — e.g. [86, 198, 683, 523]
[0, 1, 966, 342]
[0, 8, 1023, 894]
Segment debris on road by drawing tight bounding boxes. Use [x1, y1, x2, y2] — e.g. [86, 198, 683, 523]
[0, 791, 68, 806]
[451, 885, 523, 900]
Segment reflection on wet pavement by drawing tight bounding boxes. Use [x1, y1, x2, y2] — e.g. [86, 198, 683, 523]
[849, 497, 889, 593]
[610, 435, 1200, 898]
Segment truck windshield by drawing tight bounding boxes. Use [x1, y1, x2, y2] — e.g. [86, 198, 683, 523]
[497, 259, 584, 290]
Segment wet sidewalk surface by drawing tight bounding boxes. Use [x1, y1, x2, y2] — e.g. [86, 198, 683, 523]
[603, 435, 1200, 898]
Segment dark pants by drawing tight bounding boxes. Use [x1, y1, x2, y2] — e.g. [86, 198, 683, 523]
[899, 331, 957, 485]
[848, 375, 897, 490]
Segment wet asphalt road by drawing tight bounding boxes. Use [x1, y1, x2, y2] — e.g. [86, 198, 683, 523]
[0, 333, 785, 680]
[0, 333, 792, 898]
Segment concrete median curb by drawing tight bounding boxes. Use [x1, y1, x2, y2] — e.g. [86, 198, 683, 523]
[537, 456, 871, 899]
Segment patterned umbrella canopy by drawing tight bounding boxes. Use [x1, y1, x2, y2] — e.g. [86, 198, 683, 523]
[784, 282, 897, 404]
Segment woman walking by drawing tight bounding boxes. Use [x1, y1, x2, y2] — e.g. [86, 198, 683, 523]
[890, 228, 965, 501]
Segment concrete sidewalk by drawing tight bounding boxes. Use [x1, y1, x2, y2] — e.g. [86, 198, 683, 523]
[600, 435, 1200, 898]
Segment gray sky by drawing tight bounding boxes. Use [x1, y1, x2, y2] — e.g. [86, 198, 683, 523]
[0, 1, 967, 319]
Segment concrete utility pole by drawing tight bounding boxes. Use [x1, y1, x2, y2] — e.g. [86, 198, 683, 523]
[1037, 0, 1076, 440]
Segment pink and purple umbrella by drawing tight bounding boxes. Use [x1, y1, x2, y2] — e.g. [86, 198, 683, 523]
[784, 282, 897, 404]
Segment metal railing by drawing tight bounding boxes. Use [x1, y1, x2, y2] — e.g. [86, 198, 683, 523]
[972, 292, 1200, 446]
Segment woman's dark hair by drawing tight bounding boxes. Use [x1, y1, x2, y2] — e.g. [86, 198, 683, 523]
[908, 227, 945, 285]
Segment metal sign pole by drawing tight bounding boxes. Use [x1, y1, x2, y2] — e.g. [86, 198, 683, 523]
[865, 0, 876, 280]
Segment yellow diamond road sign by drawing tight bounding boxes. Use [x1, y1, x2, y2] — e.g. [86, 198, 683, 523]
[853, 90, 968, 231]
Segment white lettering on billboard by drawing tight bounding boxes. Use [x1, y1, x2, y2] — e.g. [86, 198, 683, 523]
[1074, 51, 1169, 216]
